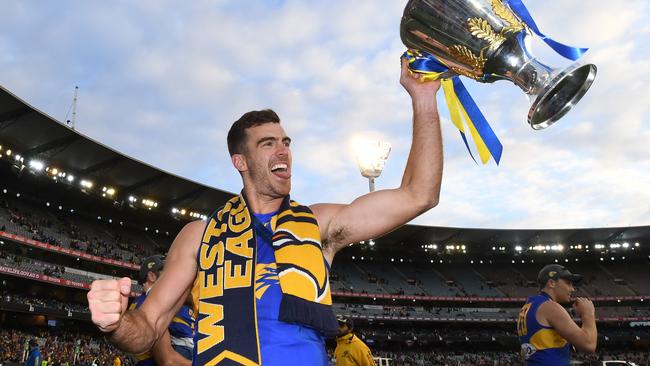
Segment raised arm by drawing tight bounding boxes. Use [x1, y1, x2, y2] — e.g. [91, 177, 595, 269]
[87, 220, 204, 354]
[313, 57, 443, 264]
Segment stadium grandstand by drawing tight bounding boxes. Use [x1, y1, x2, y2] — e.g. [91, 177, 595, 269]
[0, 84, 649, 366]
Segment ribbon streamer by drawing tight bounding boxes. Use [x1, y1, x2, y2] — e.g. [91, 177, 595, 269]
[505, 0, 588, 61]
[404, 50, 503, 165]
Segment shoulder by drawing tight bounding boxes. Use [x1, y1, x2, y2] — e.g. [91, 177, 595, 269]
[183, 220, 207, 235]
[172, 220, 206, 250]
[537, 300, 569, 326]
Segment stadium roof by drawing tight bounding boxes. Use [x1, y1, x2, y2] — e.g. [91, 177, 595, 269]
[376, 224, 650, 251]
[0, 85, 235, 215]
[0, 85, 648, 252]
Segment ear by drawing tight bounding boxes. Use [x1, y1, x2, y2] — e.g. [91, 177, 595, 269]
[147, 271, 158, 283]
[232, 154, 248, 172]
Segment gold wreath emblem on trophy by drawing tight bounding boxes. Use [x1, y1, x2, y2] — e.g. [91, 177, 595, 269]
[448, 0, 525, 79]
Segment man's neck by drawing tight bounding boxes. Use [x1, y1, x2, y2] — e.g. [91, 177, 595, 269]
[243, 186, 284, 214]
[541, 289, 557, 302]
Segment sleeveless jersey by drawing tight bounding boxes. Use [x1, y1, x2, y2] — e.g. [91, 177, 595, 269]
[253, 211, 328, 365]
[517, 292, 571, 365]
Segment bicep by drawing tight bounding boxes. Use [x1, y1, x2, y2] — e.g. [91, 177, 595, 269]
[313, 188, 422, 254]
[544, 303, 586, 349]
[141, 220, 203, 337]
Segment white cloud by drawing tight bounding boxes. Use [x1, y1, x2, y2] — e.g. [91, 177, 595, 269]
[0, 0, 648, 230]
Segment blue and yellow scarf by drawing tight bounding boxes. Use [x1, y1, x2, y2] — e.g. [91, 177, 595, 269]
[194, 194, 337, 365]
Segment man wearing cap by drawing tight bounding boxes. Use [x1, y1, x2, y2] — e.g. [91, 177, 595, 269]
[516, 264, 597, 365]
[334, 316, 376, 366]
[128, 255, 193, 366]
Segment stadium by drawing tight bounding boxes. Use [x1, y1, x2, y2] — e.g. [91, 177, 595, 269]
[0, 84, 648, 366]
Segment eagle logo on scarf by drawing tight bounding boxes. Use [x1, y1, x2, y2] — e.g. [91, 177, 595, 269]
[255, 263, 279, 300]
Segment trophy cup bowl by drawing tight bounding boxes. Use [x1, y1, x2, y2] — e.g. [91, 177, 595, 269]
[400, 0, 597, 129]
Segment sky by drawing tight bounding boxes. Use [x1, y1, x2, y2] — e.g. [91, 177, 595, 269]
[0, 0, 648, 229]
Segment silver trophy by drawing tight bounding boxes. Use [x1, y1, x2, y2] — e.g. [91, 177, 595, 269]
[401, 0, 596, 129]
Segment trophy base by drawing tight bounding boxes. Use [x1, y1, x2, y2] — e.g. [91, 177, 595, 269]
[528, 64, 597, 130]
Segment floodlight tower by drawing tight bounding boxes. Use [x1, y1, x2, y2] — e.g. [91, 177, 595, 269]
[354, 140, 392, 192]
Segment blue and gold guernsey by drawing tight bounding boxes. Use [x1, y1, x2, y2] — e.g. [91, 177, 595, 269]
[250, 211, 328, 365]
[129, 291, 196, 365]
[517, 292, 571, 366]
[191, 211, 329, 366]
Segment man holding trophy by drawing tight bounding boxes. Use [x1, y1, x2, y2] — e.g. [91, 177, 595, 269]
[86, 0, 598, 364]
[87, 56, 443, 365]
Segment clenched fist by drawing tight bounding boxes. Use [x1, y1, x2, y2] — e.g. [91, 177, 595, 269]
[572, 297, 595, 319]
[87, 277, 132, 332]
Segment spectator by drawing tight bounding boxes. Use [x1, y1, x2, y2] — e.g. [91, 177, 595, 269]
[24, 339, 42, 366]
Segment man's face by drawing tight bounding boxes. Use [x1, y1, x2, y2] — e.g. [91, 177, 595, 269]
[553, 278, 575, 303]
[338, 323, 349, 335]
[238, 123, 292, 198]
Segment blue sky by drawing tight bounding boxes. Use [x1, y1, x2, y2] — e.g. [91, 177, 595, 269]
[0, 0, 648, 229]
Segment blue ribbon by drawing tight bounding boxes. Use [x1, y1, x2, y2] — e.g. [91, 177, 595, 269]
[505, 0, 588, 61]
[404, 51, 503, 165]
[451, 77, 503, 164]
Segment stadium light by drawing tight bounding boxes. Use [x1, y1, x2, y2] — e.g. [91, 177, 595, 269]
[80, 180, 94, 189]
[142, 199, 158, 208]
[67, 175, 75, 183]
[353, 138, 392, 192]
[515, 246, 523, 252]
[5, 149, 11, 156]
[102, 186, 116, 197]
[28, 160, 44, 171]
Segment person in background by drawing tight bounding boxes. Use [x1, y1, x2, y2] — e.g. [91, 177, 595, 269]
[334, 316, 376, 366]
[517, 264, 597, 365]
[24, 339, 41, 366]
[129, 255, 193, 366]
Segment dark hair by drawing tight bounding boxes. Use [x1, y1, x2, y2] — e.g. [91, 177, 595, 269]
[29, 339, 38, 347]
[227, 109, 280, 156]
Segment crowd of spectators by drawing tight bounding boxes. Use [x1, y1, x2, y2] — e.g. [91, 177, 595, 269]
[0, 252, 144, 293]
[0, 327, 132, 366]
[1, 290, 88, 313]
[0, 197, 162, 265]
[330, 258, 649, 299]
[369, 350, 650, 366]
